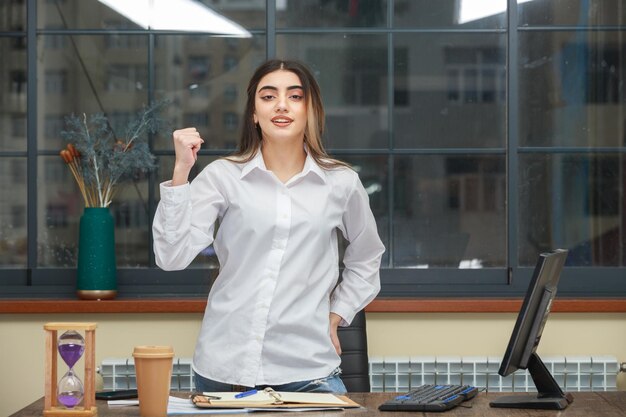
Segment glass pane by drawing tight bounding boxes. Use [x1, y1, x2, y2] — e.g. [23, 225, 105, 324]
[203, 0, 265, 30]
[395, 0, 507, 29]
[393, 155, 506, 268]
[0, 0, 26, 31]
[37, 35, 149, 151]
[519, 154, 626, 267]
[37, 0, 263, 31]
[519, 31, 626, 147]
[108, 177, 151, 267]
[277, 34, 388, 149]
[153, 35, 265, 150]
[394, 33, 506, 148]
[0, 37, 27, 152]
[38, 0, 143, 30]
[38, 155, 78, 267]
[277, 0, 388, 28]
[519, 0, 626, 26]
[38, 156, 151, 267]
[0, 157, 27, 267]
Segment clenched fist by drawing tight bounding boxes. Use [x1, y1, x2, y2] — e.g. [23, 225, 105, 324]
[172, 127, 204, 185]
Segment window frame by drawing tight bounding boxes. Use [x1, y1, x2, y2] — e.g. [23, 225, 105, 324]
[1, 0, 625, 301]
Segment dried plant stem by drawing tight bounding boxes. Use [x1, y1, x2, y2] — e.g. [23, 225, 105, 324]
[102, 177, 116, 208]
[67, 161, 90, 207]
[86, 182, 98, 207]
[82, 114, 105, 207]
[125, 106, 154, 150]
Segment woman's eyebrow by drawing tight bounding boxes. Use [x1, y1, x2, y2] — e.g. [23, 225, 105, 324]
[258, 85, 303, 92]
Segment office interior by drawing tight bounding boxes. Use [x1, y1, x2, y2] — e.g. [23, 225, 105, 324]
[1, 1, 625, 415]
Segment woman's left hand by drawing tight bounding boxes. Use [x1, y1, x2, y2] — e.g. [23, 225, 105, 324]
[329, 313, 343, 355]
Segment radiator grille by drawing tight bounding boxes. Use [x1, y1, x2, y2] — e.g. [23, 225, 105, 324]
[369, 356, 618, 392]
[101, 358, 195, 391]
[100, 355, 618, 392]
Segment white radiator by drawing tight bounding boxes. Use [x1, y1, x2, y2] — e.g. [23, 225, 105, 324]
[101, 357, 195, 391]
[100, 355, 618, 392]
[368, 356, 618, 392]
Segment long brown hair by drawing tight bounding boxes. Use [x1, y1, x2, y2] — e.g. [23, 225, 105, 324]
[226, 59, 349, 169]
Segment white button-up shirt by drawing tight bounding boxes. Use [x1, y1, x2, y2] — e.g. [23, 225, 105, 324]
[152, 150, 385, 387]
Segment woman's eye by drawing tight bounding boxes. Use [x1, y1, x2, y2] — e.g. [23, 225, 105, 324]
[290, 95, 303, 100]
[261, 95, 275, 100]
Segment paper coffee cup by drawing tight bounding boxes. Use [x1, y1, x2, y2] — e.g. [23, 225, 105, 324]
[133, 346, 174, 417]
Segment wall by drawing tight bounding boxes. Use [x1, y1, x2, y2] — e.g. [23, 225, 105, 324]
[2, 312, 625, 416]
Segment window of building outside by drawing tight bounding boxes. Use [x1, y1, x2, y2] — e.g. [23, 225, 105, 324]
[185, 112, 211, 129]
[0, 0, 624, 299]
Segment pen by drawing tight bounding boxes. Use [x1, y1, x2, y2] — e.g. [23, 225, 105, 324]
[235, 389, 258, 399]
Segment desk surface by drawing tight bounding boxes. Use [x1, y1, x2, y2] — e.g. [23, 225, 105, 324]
[10, 392, 626, 417]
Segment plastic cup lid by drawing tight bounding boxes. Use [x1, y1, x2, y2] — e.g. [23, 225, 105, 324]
[132, 345, 174, 358]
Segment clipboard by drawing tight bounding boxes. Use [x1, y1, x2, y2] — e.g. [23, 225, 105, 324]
[191, 388, 361, 409]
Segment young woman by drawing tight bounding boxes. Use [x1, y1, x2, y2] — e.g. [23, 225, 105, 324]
[152, 59, 385, 393]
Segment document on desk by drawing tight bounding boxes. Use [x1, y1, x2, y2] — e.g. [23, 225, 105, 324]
[107, 399, 139, 407]
[191, 388, 359, 409]
[168, 396, 251, 415]
[108, 397, 249, 414]
[168, 396, 346, 414]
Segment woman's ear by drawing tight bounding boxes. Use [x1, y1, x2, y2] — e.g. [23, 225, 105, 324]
[253, 113, 258, 124]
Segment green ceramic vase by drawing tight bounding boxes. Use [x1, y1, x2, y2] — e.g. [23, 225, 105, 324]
[76, 207, 117, 300]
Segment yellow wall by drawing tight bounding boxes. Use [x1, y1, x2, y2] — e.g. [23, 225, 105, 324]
[2, 312, 625, 416]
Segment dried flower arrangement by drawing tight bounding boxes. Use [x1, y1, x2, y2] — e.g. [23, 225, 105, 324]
[59, 101, 169, 207]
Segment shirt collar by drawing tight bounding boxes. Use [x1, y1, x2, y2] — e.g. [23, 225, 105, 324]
[239, 149, 266, 179]
[301, 147, 327, 183]
[239, 145, 327, 184]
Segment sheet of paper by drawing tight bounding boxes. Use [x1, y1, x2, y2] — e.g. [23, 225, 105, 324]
[200, 391, 348, 406]
[168, 396, 251, 415]
[246, 408, 345, 412]
[277, 392, 348, 405]
[108, 396, 248, 414]
[199, 391, 274, 405]
[107, 399, 138, 407]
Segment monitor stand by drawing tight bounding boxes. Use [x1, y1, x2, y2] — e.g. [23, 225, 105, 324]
[489, 353, 574, 410]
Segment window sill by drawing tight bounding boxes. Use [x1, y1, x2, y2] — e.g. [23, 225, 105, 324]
[1, 298, 625, 314]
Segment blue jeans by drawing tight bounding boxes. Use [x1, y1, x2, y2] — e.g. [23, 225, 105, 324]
[194, 367, 347, 394]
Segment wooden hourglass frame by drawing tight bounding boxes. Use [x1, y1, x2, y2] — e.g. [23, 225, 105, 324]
[44, 322, 97, 417]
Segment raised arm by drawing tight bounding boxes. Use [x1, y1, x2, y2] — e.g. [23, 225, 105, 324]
[152, 127, 225, 270]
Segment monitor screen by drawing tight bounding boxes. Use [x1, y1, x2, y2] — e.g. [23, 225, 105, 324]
[490, 249, 574, 410]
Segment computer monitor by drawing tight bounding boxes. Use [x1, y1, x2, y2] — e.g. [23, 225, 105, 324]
[489, 249, 574, 410]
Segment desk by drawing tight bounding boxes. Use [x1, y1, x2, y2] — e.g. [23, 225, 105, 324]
[10, 392, 626, 417]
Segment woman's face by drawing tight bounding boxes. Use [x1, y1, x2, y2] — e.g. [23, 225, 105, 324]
[253, 70, 307, 144]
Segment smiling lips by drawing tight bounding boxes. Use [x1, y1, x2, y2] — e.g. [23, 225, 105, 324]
[271, 116, 294, 127]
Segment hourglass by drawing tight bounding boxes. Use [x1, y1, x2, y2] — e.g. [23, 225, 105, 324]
[44, 323, 97, 417]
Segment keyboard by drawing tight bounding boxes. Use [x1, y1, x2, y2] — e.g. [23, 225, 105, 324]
[378, 384, 478, 412]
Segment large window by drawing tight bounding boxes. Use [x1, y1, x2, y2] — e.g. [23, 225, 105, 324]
[1, 0, 624, 298]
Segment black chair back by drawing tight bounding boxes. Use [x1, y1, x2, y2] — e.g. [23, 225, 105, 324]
[337, 310, 370, 392]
